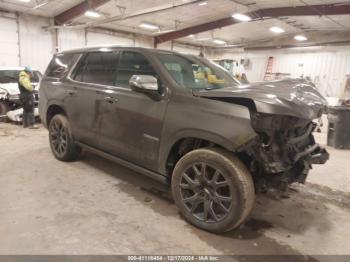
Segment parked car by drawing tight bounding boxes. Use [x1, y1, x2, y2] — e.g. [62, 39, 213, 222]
[0, 67, 42, 122]
[39, 47, 329, 233]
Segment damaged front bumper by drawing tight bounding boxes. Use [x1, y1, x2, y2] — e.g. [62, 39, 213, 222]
[259, 143, 329, 174]
[4, 91, 40, 122]
[7, 107, 40, 122]
[245, 113, 329, 189]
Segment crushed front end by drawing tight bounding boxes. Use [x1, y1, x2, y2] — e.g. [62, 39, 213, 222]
[0, 85, 40, 122]
[194, 78, 330, 191]
[245, 113, 329, 191]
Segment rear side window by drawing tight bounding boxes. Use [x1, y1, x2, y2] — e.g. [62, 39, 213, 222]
[73, 52, 119, 86]
[116, 51, 156, 87]
[46, 53, 78, 78]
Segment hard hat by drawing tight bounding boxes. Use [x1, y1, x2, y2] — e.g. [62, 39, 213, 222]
[24, 66, 33, 74]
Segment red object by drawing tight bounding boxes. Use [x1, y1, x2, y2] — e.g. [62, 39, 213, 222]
[264, 57, 274, 81]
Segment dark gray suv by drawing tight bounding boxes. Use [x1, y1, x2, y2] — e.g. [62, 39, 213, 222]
[40, 46, 329, 233]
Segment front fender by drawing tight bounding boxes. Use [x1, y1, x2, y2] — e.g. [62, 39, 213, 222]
[157, 94, 258, 175]
[40, 99, 67, 128]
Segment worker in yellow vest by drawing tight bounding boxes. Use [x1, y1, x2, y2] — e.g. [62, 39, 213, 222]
[18, 67, 38, 129]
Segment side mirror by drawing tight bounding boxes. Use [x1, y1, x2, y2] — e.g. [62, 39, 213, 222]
[129, 75, 159, 93]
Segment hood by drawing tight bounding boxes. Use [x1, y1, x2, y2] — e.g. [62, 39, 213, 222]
[193, 78, 328, 120]
[0, 82, 39, 96]
[0, 83, 20, 96]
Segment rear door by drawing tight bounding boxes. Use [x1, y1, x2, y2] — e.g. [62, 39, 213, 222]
[98, 50, 168, 171]
[65, 51, 119, 149]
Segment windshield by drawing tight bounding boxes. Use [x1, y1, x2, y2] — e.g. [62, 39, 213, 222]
[0, 70, 41, 84]
[156, 53, 241, 90]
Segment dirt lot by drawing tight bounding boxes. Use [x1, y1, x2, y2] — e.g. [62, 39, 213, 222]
[0, 121, 350, 258]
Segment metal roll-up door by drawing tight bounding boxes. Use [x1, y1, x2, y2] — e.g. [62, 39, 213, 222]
[0, 16, 19, 66]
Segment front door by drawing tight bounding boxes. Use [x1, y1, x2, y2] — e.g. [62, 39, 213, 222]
[98, 51, 168, 171]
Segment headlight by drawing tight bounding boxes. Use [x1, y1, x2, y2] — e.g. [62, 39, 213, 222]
[0, 88, 7, 95]
[0, 88, 8, 99]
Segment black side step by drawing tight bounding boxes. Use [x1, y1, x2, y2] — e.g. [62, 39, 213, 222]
[76, 142, 168, 184]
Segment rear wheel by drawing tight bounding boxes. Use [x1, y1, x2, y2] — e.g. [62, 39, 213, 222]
[0, 101, 10, 122]
[171, 148, 255, 233]
[49, 114, 81, 161]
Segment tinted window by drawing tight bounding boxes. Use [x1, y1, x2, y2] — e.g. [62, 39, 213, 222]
[116, 51, 156, 87]
[156, 54, 241, 90]
[73, 52, 119, 86]
[0, 70, 41, 83]
[46, 53, 78, 78]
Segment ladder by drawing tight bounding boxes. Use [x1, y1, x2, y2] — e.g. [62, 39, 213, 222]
[264, 56, 274, 81]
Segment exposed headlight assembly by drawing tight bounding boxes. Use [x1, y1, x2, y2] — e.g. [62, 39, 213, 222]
[0, 88, 8, 99]
[8, 94, 20, 100]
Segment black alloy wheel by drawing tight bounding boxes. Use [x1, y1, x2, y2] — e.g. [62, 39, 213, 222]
[180, 162, 233, 223]
[48, 114, 81, 161]
[50, 119, 68, 156]
[171, 148, 255, 233]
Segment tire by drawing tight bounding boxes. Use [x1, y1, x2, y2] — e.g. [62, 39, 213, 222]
[49, 114, 81, 161]
[171, 147, 255, 233]
[0, 101, 10, 123]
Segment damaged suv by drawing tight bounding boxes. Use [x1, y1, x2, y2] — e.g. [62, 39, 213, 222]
[40, 47, 329, 233]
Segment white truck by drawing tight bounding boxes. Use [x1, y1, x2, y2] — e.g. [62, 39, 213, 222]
[0, 67, 42, 122]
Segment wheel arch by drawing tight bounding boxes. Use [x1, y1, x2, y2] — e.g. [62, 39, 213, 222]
[160, 129, 238, 178]
[46, 103, 67, 128]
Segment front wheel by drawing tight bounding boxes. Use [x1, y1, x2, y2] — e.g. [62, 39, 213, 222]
[49, 114, 81, 161]
[171, 148, 255, 233]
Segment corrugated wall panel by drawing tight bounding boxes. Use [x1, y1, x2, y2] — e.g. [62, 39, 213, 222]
[157, 42, 172, 51]
[59, 29, 86, 51]
[87, 32, 134, 47]
[272, 52, 350, 96]
[157, 42, 202, 55]
[213, 48, 350, 97]
[3, 11, 349, 96]
[0, 16, 19, 66]
[173, 45, 201, 55]
[19, 15, 53, 73]
[135, 36, 153, 48]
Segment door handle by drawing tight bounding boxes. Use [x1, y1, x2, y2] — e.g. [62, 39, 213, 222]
[104, 97, 118, 104]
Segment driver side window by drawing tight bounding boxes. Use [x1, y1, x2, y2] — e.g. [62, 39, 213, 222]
[116, 51, 157, 88]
